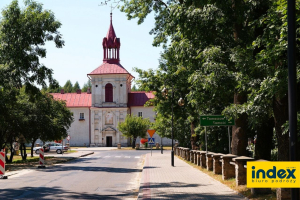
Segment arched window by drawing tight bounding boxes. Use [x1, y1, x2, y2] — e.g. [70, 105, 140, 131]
[105, 83, 113, 102]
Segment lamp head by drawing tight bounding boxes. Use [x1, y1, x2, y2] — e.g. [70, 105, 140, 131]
[162, 87, 168, 97]
[178, 97, 184, 106]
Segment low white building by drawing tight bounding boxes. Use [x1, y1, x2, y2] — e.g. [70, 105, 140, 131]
[51, 14, 172, 147]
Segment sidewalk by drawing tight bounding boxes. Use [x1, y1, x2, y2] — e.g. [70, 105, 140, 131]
[138, 151, 246, 200]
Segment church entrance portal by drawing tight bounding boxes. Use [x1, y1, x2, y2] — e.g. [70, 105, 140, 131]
[106, 136, 112, 147]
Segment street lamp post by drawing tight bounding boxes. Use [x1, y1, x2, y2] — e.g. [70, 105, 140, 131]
[288, 0, 298, 199]
[162, 84, 184, 167]
[171, 84, 174, 166]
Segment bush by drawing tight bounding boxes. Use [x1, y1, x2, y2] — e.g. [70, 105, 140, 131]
[271, 148, 278, 161]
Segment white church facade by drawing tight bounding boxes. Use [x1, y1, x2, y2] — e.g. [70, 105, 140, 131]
[51, 14, 172, 147]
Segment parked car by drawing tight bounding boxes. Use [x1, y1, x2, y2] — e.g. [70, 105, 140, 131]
[46, 142, 68, 154]
[33, 144, 50, 154]
[34, 142, 68, 154]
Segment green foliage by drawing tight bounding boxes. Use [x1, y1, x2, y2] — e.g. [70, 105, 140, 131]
[73, 81, 81, 92]
[82, 80, 92, 92]
[18, 87, 74, 143]
[0, 0, 63, 91]
[119, 0, 300, 158]
[117, 115, 151, 139]
[0, 1, 71, 160]
[41, 80, 62, 93]
[63, 80, 73, 93]
[131, 85, 139, 91]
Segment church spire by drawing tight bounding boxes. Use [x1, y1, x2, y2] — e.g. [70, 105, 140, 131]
[102, 13, 120, 64]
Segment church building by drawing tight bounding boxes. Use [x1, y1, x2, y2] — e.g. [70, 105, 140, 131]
[51, 14, 171, 147]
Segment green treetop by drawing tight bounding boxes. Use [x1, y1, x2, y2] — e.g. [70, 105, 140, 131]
[117, 115, 151, 148]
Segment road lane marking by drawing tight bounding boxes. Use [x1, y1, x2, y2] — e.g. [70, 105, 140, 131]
[115, 156, 121, 158]
[104, 156, 110, 158]
[135, 156, 140, 158]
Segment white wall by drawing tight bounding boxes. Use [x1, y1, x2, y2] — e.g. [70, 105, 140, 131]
[91, 74, 131, 107]
[68, 107, 90, 146]
[130, 106, 155, 122]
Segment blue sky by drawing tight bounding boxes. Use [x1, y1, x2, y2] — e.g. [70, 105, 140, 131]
[0, 0, 163, 88]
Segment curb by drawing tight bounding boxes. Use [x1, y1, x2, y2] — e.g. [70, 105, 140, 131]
[79, 152, 94, 157]
[136, 154, 149, 200]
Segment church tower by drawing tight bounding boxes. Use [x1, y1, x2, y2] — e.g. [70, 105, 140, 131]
[87, 13, 133, 147]
[51, 13, 166, 148]
[88, 13, 134, 108]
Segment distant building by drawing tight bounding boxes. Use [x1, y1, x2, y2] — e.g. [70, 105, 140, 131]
[51, 14, 172, 147]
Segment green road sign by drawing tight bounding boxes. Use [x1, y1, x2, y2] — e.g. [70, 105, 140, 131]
[200, 115, 235, 126]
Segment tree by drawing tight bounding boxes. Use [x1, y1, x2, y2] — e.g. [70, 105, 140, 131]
[0, 0, 68, 161]
[119, 0, 289, 158]
[0, 0, 64, 92]
[73, 81, 81, 92]
[117, 115, 151, 148]
[131, 85, 138, 91]
[223, 0, 300, 161]
[63, 80, 73, 93]
[41, 80, 62, 93]
[82, 80, 92, 92]
[17, 87, 73, 159]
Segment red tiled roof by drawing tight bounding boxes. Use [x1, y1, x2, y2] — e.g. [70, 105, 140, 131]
[50, 91, 154, 108]
[51, 93, 92, 107]
[128, 92, 155, 106]
[88, 63, 134, 77]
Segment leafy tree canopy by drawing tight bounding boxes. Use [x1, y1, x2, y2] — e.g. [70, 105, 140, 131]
[0, 0, 64, 93]
[117, 115, 151, 140]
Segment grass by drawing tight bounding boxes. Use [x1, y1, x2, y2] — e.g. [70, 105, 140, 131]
[63, 150, 77, 154]
[11, 156, 55, 163]
[5, 149, 78, 163]
[177, 156, 277, 200]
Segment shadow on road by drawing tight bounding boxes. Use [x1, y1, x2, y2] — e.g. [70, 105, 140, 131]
[0, 186, 137, 199]
[139, 181, 243, 200]
[42, 165, 142, 173]
[143, 166, 159, 169]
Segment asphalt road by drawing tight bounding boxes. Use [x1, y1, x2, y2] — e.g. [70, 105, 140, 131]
[0, 150, 148, 200]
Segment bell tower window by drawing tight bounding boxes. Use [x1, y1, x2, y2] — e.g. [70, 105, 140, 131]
[105, 83, 113, 102]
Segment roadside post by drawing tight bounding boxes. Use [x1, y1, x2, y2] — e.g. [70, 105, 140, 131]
[38, 148, 46, 169]
[61, 140, 63, 155]
[148, 138, 155, 156]
[0, 149, 7, 179]
[67, 135, 71, 151]
[147, 130, 156, 156]
[200, 115, 235, 154]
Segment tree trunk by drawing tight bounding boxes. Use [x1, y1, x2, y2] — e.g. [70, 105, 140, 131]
[231, 92, 248, 156]
[273, 96, 289, 161]
[231, 0, 248, 156]
[31, 138, 37, 157]
[255, 117, 274, 160]
[21, 143, 27, 161]
[190, 121, 196, 149]
[132, 138, 136, 149]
